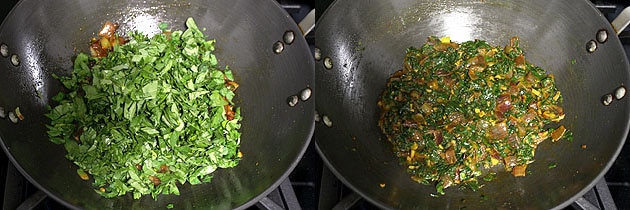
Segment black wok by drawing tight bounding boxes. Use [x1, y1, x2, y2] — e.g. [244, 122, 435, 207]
[315, 0, 630, 209]
[0, 0, 314, 209]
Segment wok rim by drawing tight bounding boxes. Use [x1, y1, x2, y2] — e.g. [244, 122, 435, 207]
[314, 142, 391, 210]
[315, 130, 629, 210]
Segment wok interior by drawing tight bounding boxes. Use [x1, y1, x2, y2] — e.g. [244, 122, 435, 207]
[315, 0, 630, 209]
[0, 0, 314, 209]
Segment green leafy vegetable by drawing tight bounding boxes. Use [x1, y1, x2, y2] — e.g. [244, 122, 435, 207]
[378, 36, 570, 195]
[46, 17, 242, 199]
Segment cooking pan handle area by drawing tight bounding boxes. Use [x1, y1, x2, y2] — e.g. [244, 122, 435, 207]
[298, 9, 315, 35]
[611, 7, 630, 35]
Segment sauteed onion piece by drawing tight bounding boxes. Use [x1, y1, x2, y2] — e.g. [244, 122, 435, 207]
[90, 21, 127, 58]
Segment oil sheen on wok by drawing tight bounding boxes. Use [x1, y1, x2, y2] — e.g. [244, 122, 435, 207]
[377, 36, 571, 194]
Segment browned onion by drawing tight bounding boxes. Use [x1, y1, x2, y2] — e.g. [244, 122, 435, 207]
[495, 94, 513, 115]
[512, 164, 527, 177]
[503, 155, 517, 167]
[514, 55, 526, 69]
[489, 121, 508, 140]
[521, 109, 537, 124]
[98, 21, 118, 38]
[433, 130, 443, 145]
[444, 146, 456, 164]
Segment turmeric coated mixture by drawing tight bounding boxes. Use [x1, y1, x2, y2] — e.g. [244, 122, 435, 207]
[377, 36, 570, 194]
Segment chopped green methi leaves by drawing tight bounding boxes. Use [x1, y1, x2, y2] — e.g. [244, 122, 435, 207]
[46, 17, 242, 199]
